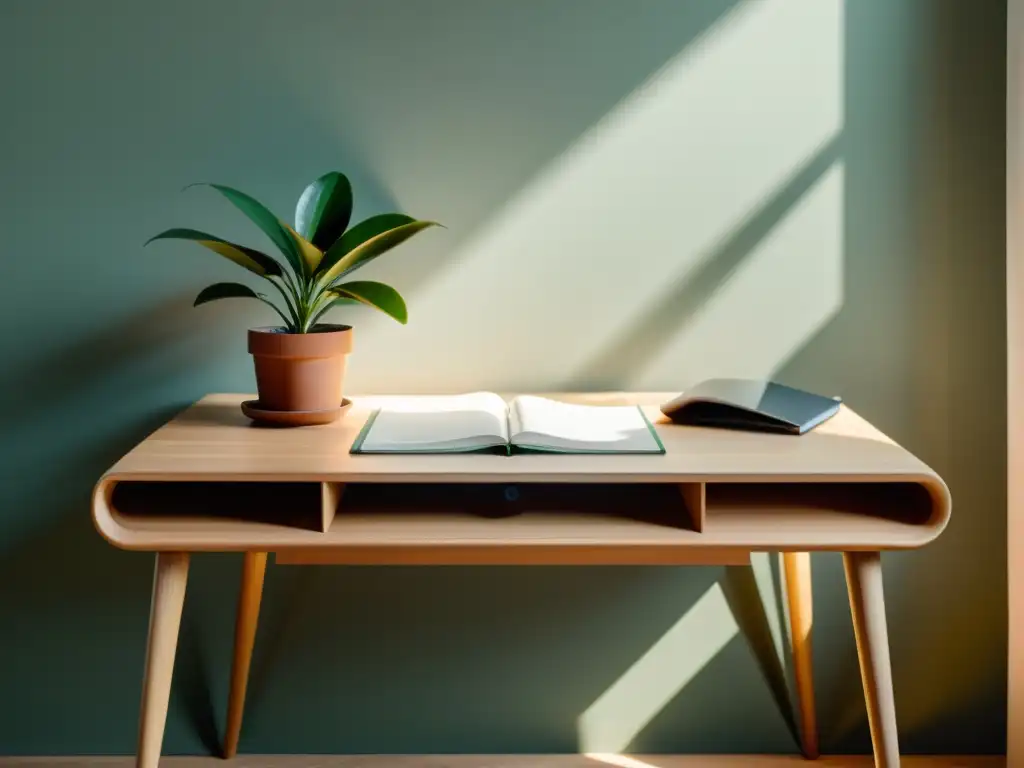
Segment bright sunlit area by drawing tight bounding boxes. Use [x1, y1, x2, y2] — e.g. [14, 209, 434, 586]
[577, 551, 794, 754]
[577, 582, 742, 753]
[358, 0, 844, 395]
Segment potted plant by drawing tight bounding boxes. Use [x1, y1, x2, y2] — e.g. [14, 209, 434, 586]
[148, 172, 440, 419]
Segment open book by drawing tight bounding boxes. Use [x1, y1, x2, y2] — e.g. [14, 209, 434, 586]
[351, 393, 665, 455]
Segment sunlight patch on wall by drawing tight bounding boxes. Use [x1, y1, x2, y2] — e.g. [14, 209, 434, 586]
[633, 160, 844, 388]
[577, 582, 739, 753]
[353, 0, 844, 393]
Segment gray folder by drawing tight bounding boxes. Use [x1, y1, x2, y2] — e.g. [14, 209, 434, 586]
[660, 378, 841, 435]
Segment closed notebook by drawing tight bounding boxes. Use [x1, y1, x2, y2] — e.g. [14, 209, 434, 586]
[350, 393, 665, 455]
[660, 378, 841, 435]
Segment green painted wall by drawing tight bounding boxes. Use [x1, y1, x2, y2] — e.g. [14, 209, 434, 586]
[0, 0, 1006, 756]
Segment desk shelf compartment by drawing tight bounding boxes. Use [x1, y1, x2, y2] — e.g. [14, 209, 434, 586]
[99, 481, 330, 540]
[279, 481, 710, 565]
[703, 481, 948, 550]
[93, 477, 948, 557]
[94, 480, 712, 564]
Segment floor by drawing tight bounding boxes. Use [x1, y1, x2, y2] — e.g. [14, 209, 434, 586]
[0, 757, 1003, 768]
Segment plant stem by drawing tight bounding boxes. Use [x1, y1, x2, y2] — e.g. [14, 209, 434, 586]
[299, 276, 322, 332]
[308, 299, 335, 327]
[280, 269, 301, 308]
[257, 296, 294, 329]
[301, 296, 316, 333]
[306, 291, 332, 329]
[265, 277, 300, 329]
[296, 281, 309, 332]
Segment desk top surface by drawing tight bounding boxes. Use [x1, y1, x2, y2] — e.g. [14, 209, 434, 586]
[102, 392, 941, 485]
[94, 393, 952, 556]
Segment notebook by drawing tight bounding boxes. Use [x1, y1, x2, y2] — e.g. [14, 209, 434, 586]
[350, 393, 665, 455]
[659, 378, 841, 435]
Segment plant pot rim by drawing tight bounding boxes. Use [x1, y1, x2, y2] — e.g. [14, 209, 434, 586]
[248, 324, 353, 357]
[249, 323, 352, 335]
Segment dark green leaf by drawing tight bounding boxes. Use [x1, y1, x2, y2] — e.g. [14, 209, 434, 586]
[318, 215, 440, 285]
[193, 282, 261, 307]
[146, 228, 283, 277]
[295, 171, 353, 251]
[330, 280, 408, 324]
[188, 183, 307, 278]
[316, 213, 412, 278]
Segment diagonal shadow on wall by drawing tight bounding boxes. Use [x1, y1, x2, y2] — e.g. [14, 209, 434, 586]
[0, 293, 233, 551]
[565, 134, 842, 391]
[262, 0, 748, 301]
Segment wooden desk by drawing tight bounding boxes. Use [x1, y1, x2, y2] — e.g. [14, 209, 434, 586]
[92, 393, 950, 768]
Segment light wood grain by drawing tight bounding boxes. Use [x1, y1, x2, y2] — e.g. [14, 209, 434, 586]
[274, 544, 750, 566]
[93, 476, 947, 556]
[845, 551, 899, 767]
[98, 393, 947, 485]
[224, 551, 267, 759]
[0, 755, 1003, 767]
[91, 393, 950, 555]
[137, 552, 189, 768]
[783, 551, 818, 759]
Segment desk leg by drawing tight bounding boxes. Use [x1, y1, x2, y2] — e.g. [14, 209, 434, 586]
[783, 551, 819, 759]
[843, 551, 899, 767]
[224, 551, 267, 759]
[138, 552, 189, 768]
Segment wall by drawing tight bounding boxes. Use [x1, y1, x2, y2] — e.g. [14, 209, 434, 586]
[0, 0, 1006, 756]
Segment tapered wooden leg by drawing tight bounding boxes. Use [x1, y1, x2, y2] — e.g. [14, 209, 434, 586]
[783, 551, 819, 760]
[844, 550, 899, 767]
[224, 551, 268, 759]
[138, 552, 190, 768]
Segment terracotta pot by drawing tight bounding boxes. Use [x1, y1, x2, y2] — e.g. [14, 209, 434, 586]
[248, 325, 353, 412]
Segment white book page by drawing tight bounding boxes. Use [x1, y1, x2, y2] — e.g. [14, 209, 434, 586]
[360, 392, 509, 452]
[509, 396, 660, 453]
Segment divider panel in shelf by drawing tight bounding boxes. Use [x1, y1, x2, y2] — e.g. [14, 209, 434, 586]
[321, 482, 344, 533]
[680, 482, 706, 532]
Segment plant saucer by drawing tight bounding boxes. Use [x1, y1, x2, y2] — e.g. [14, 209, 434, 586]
[241, 398, 353, 427]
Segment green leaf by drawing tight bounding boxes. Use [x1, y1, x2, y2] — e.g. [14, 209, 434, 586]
[295, 171, 353, 251]
[318, 214, 440, 286]
[194, 282, 295, 329]
[285, 223, 324, 274]
[329, 280, 408, 324]
[189, 183, 307, 278]
[146, 228, 283, 277]
[193, 282, 261, 306]
[316, 213, 412, 277]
